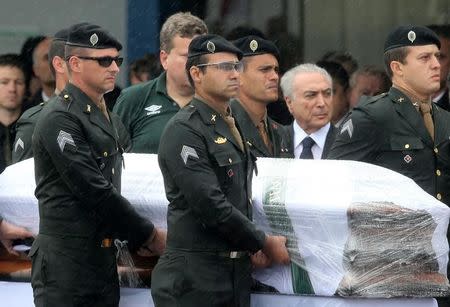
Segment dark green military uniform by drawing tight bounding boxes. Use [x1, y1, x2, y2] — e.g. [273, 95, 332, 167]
[151, 98, 266, 307]
[230, 99, 290, 158]
[12, 98, 130, 163]
[113, 72, 180, 153]
[30, 83, 154, 307]
[329, 87, 450, 206]
[12, 102, 45, 162]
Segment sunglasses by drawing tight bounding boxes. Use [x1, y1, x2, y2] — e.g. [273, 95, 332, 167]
[75, 56, 124, 68]
[197, 61, 243, 73]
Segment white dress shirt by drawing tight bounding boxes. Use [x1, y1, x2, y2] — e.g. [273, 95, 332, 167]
[293, 121, 330, 160]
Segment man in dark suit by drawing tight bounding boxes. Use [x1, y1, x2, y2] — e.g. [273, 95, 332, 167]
[230, 35, 290, 158]
[280, 63, 336, 159]
[427, 24, 450, 111]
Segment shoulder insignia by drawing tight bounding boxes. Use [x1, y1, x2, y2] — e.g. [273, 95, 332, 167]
[211, 114, 217, 122]
[57, 130, 76, 152]
[398, 97, 405, 103]
[340, 119, 354, 138]
[180, 145, 199, 164]
[14, 138, 24, 152]
[246, 141, 253, 147]
[86, 104, 91, 113]
[214, 137, 227, 144]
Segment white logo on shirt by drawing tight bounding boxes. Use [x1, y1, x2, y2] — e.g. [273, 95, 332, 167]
[145, 105, 162, 116]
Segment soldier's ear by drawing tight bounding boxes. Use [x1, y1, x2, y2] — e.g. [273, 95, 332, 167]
[190, 66, 201, 84]
[160, 50, 169, 70]
[68, 56, 82, 73]
[390, 61, 403, 77]
[52, 56, 65, 74]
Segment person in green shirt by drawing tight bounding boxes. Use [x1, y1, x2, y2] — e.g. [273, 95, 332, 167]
[113, 12, 208, 153]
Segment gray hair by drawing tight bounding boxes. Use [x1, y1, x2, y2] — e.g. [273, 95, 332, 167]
[280, 63, 332, 99]
[160, 12, 208, 52]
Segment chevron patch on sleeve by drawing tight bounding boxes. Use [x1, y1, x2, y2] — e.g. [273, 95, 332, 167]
[57, 130, 76, 152]
[340, 119, 354, 138]
[180, 145, 199, 165]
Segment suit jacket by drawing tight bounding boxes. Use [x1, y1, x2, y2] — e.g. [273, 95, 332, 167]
[328, 87, 450, 206]
[284, 123, 337, 159]
[230, 99, 291, 158]
[434, 88, 450, 111]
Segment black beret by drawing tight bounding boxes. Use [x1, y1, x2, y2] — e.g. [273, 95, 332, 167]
[188, 34, 243, 60]
[384, 25, 441, 52]
[232, 35, 280, 61]
[66, 23, 122, 51]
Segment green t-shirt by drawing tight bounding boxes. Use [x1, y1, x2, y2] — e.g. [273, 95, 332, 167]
[113, 72, 180, 153]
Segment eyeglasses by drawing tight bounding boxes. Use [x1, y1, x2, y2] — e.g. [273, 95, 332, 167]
[74, 56, 123, 67]
[196, 61, 243, 73]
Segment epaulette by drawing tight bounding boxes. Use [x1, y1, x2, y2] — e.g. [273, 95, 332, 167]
[359, 92, 388, 107]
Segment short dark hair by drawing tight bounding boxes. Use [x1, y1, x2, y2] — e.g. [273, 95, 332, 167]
[0, 53, 25, 74]
[129, 53, 162, 82]
[320, 50, 359, 75]
[316, 60, 349, 91]
[185, 54, 207, 88]
[383, 46, 409, 79]
[48, 39, 66, 77]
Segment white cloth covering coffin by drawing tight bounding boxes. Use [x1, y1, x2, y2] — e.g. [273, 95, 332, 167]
[0, 154, 449, 297]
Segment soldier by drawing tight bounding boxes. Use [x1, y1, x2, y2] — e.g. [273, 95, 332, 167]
[329, 25, 450, 307]
[113, 12, 208, 153]
[329, 25, 450, 205]
[12, 24, 130, 163]
[151, 34, 290, 307]
[230, 35, 290, 158]
[30, 23, 165, 307]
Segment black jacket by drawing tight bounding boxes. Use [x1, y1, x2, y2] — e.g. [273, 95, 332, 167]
[158, 97, 266, 253]
[230, 99, 291, 158]
[328, 87, 450, 206]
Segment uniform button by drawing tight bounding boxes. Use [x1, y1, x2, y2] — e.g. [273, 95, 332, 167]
[112, 168, 115, 175]
[229, 158, 232, 163]
[437, 193, 442, 200]
[434, 148, 439, 154]
[63, 94, 69, 99]
[436, 169, 441, 176]
[103, 152, 108, 157]
[404, 144, 410, 149]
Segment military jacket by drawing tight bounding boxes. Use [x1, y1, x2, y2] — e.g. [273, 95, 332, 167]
[158, 97, 266, 253]
[230, 99, 291, 158]
[13, 98, 130, 164]
[328, 87, 450, 206]
[32, 83, 153, 249]
[113, 72, 180, 153]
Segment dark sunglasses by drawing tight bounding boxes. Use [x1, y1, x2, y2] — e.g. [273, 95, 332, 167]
[75, 56, 123, 67]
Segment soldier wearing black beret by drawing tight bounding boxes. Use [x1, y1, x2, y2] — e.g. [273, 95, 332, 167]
[151, 34, 290, 307]
[229, 35, 290, 160]
[30, 23, 166, 307]
[328, 25, 450, 304]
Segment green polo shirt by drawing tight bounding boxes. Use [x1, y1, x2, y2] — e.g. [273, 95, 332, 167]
[113, 72, 180, 153]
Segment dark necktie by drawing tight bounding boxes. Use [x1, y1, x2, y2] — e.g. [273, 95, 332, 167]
[300, 136, 315, 159]
[257, 120, 273, 155]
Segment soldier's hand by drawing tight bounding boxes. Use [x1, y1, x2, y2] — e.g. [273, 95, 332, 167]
[251, 250, 272, 269]
[139, 228, 166, 257]
[262, 235, 290, 265]
[0, 220, 34, 256]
